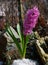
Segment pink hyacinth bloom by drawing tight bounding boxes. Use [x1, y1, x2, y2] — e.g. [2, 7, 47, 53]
[23, 6, 40, 35]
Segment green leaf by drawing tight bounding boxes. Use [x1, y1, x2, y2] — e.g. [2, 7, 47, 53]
[9, 26, 19, 38]
[6, 27, 23, 57]
[22, 35, 29, 58]
[17, 23, 22, 41]
[17, 23, 24, 51]
[26, 35, 30, 44]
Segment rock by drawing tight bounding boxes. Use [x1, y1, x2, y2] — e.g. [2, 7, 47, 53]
[12, 59, 39, 65]
[0, 61, 3, 65]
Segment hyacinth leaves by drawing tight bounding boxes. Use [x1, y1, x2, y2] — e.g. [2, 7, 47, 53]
[6, 24, 29, 58]
[17, 23, 29, 58]
[6, 26, 23, 58]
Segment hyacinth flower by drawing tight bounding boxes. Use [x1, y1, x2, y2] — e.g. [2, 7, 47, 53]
[6, 6, 40, 59]
[23, 6, 40, 35]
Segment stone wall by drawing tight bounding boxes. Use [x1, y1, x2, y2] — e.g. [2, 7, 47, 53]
[0, 0, 48, 29]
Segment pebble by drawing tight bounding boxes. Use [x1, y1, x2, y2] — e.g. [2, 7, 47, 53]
[12, 59, 39, 65]
[0, 61, 3, 65]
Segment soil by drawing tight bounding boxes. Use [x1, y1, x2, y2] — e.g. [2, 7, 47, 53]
[0, 35, 7, 64]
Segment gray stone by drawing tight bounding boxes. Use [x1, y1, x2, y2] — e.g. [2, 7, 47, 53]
[12, 59, 39, 65]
